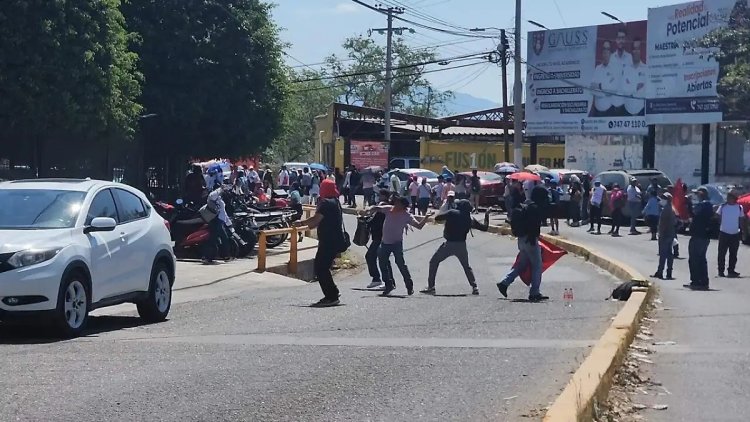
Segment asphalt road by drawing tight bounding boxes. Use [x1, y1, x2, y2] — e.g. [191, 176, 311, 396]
[559, 222, 750, 422]
[0, 216, 623, 421]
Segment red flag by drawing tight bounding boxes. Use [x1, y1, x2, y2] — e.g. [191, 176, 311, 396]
[672, 178, 690, 220]
[513, 238, 568, 286]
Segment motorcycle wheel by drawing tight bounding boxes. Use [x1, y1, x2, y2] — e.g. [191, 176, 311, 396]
[264, 223, 286, 249]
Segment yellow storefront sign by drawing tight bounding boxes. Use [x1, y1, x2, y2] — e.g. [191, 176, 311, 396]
[419, 139, 565, 172]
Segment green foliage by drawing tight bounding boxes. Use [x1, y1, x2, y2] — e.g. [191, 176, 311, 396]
[0, 0, 142, 174]
[265, 69, 339, 163]
[322, 35, 453, 116]
[123, 0, 287, 159]
[702, 0, 750, 120]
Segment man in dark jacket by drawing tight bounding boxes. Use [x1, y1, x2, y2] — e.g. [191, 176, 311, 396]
[184, 164, 207, 204]
[496, 186, 549, 302]
[421, 200, 489, 295]
[685, 187, 714, 290]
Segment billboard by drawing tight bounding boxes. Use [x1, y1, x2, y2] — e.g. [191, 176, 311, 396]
[526, 20, 648, 135]
[349, 140, 388, 169]
[646, 0, 739, 124]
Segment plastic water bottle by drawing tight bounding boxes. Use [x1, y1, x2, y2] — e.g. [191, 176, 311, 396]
[564, 288, 573, 307]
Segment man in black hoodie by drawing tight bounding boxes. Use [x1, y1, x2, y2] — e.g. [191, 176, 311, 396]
[496, 185, 549, 302]
[420, 199, 490, 295]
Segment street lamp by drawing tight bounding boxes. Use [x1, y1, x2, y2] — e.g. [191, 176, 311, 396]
[601, 12, 624, 24]
[527, 20, 549, 30]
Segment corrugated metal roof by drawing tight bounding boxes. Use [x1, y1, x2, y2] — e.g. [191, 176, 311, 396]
[441, 127, 514, 136]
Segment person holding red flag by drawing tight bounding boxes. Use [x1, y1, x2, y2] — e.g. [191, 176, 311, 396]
[496, 184, 551, 302]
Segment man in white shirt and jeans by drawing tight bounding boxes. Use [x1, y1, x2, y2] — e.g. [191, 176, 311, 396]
[717, 191, 744, 278]
[626, 178, 642, 235]
[588, 180, 606, 234]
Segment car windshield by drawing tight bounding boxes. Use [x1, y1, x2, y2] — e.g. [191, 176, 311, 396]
[479, 173, 502, 181]
[0, 189, 86, 229]
[411, 171, 438, 179]
[632, 173, 672, 188]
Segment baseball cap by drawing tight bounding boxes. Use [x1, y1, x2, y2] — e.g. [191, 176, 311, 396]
[661, 192, 673, 200]
[447, 191, 456, 197]
[693, 186, 708, 194]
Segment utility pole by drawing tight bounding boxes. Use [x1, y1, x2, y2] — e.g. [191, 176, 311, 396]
[500, 30, 510, 162]
[371, 5, 406, 144]
[513, 0, 523, 168]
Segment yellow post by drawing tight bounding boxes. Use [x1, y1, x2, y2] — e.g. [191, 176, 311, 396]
[257, 232, 267, 272]
[289, 227, 298, 275]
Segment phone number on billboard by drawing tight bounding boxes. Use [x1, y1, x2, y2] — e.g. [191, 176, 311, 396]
[608, 120, 647, 129]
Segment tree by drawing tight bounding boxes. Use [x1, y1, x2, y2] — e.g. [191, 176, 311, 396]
[322, 35, 453, 117]
[0, 0, 142, 178]
[702, 0, 750, 120]
[264, 69, 340, 163]
[123, 0, 287, 162]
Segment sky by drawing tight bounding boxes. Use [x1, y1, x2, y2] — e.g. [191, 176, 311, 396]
[272, 0, 678, 106]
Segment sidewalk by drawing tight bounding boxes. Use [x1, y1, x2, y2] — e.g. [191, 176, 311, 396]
[557, 222, 750, 421]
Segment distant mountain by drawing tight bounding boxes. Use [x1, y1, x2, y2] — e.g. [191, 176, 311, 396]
[442, 92, 500, 116]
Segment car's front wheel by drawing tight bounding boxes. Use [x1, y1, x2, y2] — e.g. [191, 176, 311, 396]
[54, 274, 89, 338]
[137, 263, 172, 323]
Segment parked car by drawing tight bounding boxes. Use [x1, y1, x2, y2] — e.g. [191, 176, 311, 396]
[378, 168, 439, 194]
[594, 169, 673, 220]
[459, 171, 505, 207]
[389, 157, 421, 170]
[0, 179, 176, 337]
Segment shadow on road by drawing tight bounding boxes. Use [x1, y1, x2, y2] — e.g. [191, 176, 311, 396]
[0, 315, 163, 345]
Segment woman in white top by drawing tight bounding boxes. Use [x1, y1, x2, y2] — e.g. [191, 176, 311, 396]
[408, 177, 420, 214]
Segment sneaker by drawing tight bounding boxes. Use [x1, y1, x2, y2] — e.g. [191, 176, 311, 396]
[629, 230, 642, 235]
[683, 283, 709, 291]
[367, 280, 384, 289]
[718, 271, 725, 278]
[529, 294, 550, 302]
[472, 286, 479, 295]
[407, 288, 414, 296]
[651, 273, 664, 280]
[312, 297, 340, 307]
[420, 287, 436, 295]
[586, 227, 594, 232]
[381, 286, 394, 296]
[611, 233, 621, 237]
[496, 283, 508, 298]
[596, 230, 602, 235]
[728, 271, 740, 278]
[201, 258, 215, 265]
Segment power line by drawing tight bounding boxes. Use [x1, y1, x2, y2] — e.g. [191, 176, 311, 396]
[551, 0, 568, 26]
[290, 60, 488, 93]
[349, 0, 498, 39]
[291, 50, 492, 83]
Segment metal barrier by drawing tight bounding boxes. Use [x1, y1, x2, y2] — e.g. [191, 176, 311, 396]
[257, 226, 309, 276]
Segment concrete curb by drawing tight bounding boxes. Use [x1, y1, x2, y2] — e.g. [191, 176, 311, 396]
[346, 206, 652, 420]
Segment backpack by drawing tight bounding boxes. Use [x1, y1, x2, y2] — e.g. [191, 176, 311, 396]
[611, 280, 646, 301]
[510, 203, 536, 238]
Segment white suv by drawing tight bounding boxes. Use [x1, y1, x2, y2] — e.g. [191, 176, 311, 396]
[0, 179, 176, 337]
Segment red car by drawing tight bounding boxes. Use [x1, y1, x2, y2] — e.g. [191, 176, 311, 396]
[459, 171, 505, 207]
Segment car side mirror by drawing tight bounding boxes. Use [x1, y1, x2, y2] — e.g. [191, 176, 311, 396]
[85, 217, 117, 234]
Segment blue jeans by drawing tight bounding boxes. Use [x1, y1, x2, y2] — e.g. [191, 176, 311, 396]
[499, 237, 543, 296]
[628, 201, 641, 231]
[378, 242, 413, 290]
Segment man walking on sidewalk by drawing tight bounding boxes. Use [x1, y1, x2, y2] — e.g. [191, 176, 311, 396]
[685, 187, 713, 291]
[717, 191, 743, 278]
[653, 193, 676, 280]
[627, 178, 643, 235]
[496, 185, 549, 302]
[421, 200, 490, 296]
[588, 180, 606, 234]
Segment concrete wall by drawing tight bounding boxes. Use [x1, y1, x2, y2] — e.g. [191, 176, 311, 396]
[564, 134, 644, 175]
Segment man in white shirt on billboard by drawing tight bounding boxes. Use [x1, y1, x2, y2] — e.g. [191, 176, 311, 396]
[608, 27, 632, 115]
[623, 38, 647, 116]
[591, 41, 617, 116]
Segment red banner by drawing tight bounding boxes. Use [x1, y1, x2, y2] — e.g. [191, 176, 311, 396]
[350, 140, 388, 169]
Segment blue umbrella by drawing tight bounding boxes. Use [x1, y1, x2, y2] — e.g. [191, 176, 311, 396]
[309, 163, 328, 171]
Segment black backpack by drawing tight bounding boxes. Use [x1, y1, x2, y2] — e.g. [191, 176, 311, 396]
[611, 280, 646, 301]
[510, 203, 536, 237]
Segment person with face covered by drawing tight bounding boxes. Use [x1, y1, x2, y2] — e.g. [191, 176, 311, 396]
[420, 200, 490, 296]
